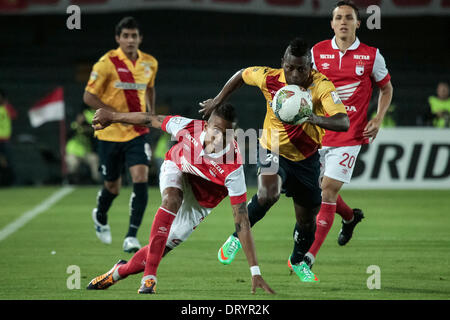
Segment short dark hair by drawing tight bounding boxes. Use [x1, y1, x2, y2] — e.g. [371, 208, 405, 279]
[286, 37, 311, 61]
[211, 103, 236, 124]
[332, 0, 361, 21]
[115, 16, 141, 36]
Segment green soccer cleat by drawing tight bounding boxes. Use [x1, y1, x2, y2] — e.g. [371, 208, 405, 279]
[218, 235, 242, 265]
[287, 256, 319, 282]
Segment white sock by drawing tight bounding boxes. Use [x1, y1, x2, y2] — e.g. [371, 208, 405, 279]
[112, 266, 122, 281]
[304, 252, 315, 265]
[141, 275, 157, 284]
[343, 216, 354, 224]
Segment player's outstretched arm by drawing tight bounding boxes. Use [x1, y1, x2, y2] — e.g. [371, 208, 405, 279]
[231, 202, 275, 295]
[199, 69, 245, 118]
[83, 91, 116, 113]
[92, 108, 166, 130]
[307, 112, 350, 132]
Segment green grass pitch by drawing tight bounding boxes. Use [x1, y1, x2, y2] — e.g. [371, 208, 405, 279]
[0, 186, 449, 300]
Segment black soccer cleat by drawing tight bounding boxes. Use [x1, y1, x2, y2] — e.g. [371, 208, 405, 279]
[337, 209, 364, 246]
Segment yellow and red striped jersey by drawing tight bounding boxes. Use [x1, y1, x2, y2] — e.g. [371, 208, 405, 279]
[85, 47, 158, 142]
[242, 66, 346, 161]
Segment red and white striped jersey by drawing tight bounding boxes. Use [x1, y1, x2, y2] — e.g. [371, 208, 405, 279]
[312, 37, 391, 146]
[161, 115, 246, 208]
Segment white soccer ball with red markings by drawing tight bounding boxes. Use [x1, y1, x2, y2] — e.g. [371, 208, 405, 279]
[271, 85, 313, 125]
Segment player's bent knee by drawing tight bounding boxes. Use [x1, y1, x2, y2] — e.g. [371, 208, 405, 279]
[257, 191, 280, 207]
[161, 188, 183, 213]
[104, 181, 120, 195]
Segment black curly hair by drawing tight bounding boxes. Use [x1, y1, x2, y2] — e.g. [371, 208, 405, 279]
[210, 103, 236, 124]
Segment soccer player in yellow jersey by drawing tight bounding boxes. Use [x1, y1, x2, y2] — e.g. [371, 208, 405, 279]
[83, 17, 158, 253]
[200, 37, 349, 281]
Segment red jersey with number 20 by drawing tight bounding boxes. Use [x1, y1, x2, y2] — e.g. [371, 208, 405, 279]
[312, 37, 391, 146]
[161, 115, 246, 208]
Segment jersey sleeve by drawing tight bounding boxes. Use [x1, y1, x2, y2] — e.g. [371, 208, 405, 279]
[318, 78, 347, 116]
[161, 115, 194, 138]
[372, 49, 391, 88]
[85, 58, 110, 96]
[224, 166, 247, 205]
[147, 57, 158, 88]
[242, 66, 268, 89]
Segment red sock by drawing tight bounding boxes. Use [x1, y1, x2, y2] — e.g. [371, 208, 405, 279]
[118, 245, 149, 278]
[308, 202, 336, 257]
[336, 194, 354, 221]
[143, 207, 176, 277]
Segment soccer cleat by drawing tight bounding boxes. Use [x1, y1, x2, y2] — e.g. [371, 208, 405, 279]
[218, 235, 242, 265]
[338, 209, 365, 246]
[288, 256, 319, 282]
[92, 209, 112, 244]
[86, 259, 127, 290]
[138, 278, 157, 294]
[123, 236, 141, 253]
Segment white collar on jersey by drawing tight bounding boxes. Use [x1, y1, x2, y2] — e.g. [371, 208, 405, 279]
[199, 130, 232, 158]
[331, 36, 360, 51]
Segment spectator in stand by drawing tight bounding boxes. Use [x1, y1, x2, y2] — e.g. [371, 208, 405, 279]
[429, 82, 450, 128]
[0, 89, 18, 186]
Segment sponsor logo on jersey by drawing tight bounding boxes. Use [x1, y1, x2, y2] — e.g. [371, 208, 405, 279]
[336, 81, 361, 101]
[354, 54, 370, 60]
[320, 54, 335, 59]
[184, 132, 198, 147]
[355, 62, 365, 76]
[114, 81, 147, 90]
[321, 62, 330, 70]
[117, 67, 130, 73]
[209, 159, 225, 175]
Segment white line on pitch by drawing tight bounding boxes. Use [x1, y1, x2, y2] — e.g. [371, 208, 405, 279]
[0, 186, 75, 242]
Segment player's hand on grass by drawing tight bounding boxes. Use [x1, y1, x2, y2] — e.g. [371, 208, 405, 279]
[199, 98, 219, 119]
[92, 108, 114, 130]
[363, 117, 382, 140]
[251, 275, 276, 295]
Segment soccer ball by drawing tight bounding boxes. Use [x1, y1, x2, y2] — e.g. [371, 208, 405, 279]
[271, 85, 313, 125]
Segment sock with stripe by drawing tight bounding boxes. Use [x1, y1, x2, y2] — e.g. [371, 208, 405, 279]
[95, 187, 118, 225]
[336, 194, 354, 222]
[290, 221, 316, 265]
[126, 182, 149, 238]
[143, 207, 177, 277]
[308, 202, 336, 258]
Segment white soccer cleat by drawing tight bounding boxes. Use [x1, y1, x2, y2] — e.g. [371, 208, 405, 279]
[123, 236, 141, 253]
[92, 209, 112, 244]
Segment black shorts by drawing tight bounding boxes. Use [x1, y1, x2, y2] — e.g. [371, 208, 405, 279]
[256, 145, 322, 209]
[97, 135, 150, 182]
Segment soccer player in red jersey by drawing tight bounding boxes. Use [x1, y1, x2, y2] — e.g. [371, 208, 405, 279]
[306, 1, 394, 267]
[86, 104, 275, 295]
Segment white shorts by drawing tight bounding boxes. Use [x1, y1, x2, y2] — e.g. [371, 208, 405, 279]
[319, 145, 361, 184]
[159, 160, 213, 249]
